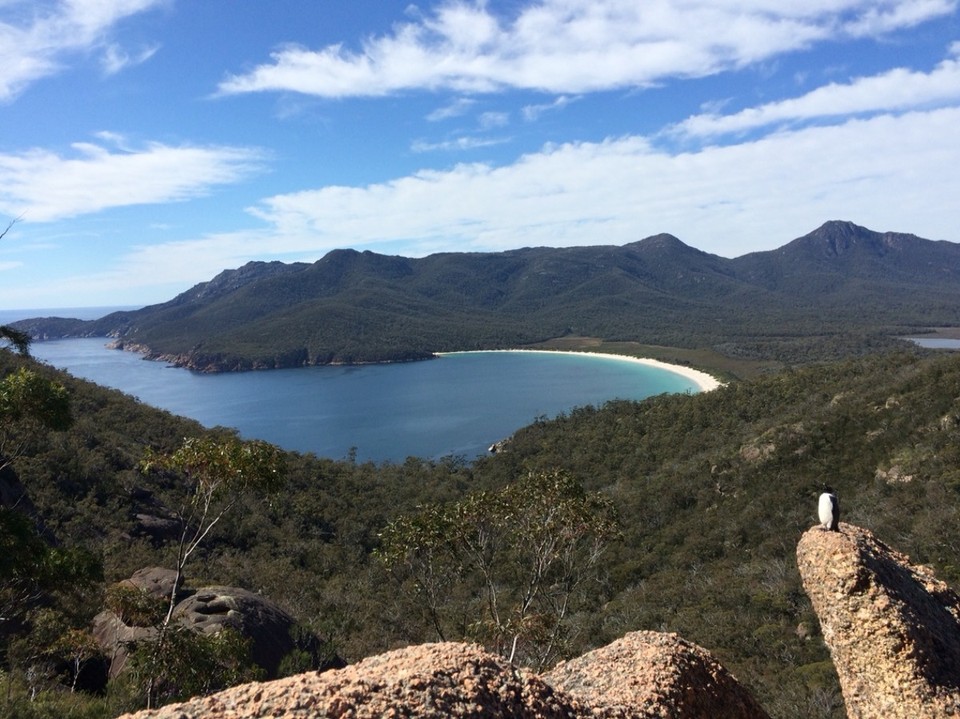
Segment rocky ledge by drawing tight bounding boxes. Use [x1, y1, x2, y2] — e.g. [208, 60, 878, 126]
[545, 630, 770, 718]
[118, 631, 768, 719]
[797, 522, 960, 717]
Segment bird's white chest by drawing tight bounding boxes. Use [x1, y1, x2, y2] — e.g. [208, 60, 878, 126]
[818, 492, 835, 525]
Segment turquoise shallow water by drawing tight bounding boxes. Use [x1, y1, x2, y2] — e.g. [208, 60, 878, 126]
[27, 338, 699, 463]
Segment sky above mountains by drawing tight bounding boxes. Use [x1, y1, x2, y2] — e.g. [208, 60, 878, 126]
[1, 0, 959, 310]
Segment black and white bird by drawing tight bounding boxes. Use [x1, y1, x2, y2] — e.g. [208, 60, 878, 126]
[818, 488, 840, 531]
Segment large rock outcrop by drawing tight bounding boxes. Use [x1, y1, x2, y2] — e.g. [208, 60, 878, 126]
[797, 522, 960, 717]
[94, 568, 340, 680]
[118, 632, 769, 719]
[545, 630, 770, 718]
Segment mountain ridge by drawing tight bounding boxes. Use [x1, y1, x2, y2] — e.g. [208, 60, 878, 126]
[14, 220, 960, 371]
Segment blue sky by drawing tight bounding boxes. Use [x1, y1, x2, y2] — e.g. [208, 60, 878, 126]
[1, 0, 959, 310]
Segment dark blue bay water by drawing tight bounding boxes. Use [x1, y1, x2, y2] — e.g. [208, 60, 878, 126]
[25, 338, 699, 463]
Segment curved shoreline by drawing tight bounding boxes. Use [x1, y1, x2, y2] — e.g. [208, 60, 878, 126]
[436, 349, 723, 393]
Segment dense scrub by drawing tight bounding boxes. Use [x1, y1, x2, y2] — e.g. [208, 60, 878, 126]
[3, 346, 960, 717]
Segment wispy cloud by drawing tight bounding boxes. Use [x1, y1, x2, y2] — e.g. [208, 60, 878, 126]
[0, 0, 166, 101]
[674, 43, 960, 137]
[216, 0, 956, 98]
[248, 106, 960, 257]
[410, 136, 509, 153]
[479, 111, 509, 129]
[523, 95, 576, 121]
[843, 0, 957, 35]
[100, 41, 160, 75]
[0, 136, 266, 222]
[426, 97, 477, 121]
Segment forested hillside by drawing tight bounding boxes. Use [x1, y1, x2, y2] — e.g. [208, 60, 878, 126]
[14, 221, 960, 370]
[4, 344, 960, 717]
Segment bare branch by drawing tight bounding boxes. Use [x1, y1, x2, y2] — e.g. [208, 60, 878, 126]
[0, 215, 23, 242]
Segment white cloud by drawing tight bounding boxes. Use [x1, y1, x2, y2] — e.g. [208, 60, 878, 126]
[675, 44, 960, 137]
[267, 108, 960, 254]
[843, 0, 956, 35]
[0, 137, 265, 221]
[228, 107, 959, 260]
[426, 96, 477, 121]
[216, 0, 956, 98]
[100, 41, 159, 75]
[410, 135, 509, 153]
[479, 111, 509, 129]
[522, 95, 575, 121]
[0, 0, 166, 101]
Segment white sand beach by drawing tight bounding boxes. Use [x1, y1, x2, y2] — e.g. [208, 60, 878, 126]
[438, 349, 723, 392]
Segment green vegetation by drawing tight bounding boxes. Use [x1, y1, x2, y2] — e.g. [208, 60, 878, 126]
[1, 325, 31, 356]
[378, 469, 618, 670]
[3, 342, 960, 718]
[1, 367, 71, 472]
[135, 436, 286, 708]
[124, 625, 262, 710]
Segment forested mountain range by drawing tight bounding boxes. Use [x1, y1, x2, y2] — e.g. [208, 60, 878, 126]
[15, 220, 960, 370]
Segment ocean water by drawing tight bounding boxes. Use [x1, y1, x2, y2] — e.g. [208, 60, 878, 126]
[24, 338, 698, 463]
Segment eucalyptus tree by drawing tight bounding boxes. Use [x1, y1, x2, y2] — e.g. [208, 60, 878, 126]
[378, 469, 619, 671]
[0, 367, 71, 473]
[137, 436, 286, 707]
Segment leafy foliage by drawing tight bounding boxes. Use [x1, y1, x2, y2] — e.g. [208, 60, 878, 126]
[137, 436, 286, 707]
[0, 368, 71, 471]
[6, 608, 104, 695]
[1, 325, 31, 356]
[378, 469, 618, 669]
[124, 626, 262, 708]
[0, 508, 102, 643]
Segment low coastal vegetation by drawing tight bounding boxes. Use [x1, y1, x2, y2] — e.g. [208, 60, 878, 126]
[3, 340, 960, 717]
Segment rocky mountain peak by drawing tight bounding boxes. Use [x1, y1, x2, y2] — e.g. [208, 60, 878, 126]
[631, 232, 699, 256]
[797, 522, 960, 717]
[173, 261, 307, 305]
[804, 220, 883, 257]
